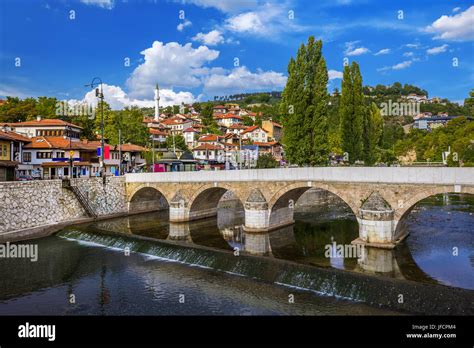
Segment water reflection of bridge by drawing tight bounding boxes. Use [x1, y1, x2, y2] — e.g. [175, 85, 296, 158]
[92, 208, 437, 284]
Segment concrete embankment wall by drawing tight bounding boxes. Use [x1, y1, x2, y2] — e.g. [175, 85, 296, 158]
[0, 177, 126, 241]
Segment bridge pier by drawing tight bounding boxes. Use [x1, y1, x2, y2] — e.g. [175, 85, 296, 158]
[167, 222, 192, 242]
[353, 192, 407, 249]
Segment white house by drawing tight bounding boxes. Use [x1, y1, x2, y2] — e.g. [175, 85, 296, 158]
[1, 117, 82, 139]
[241, 125, 269, 143]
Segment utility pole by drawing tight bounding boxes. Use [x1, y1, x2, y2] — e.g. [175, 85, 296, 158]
[239, 135, 242, 170]
[118, 129, 122, 176]
[85, 77, 105, 177]
[172, 131, 176, 155]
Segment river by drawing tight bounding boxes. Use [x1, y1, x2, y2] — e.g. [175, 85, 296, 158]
[0, 192, 472, 315]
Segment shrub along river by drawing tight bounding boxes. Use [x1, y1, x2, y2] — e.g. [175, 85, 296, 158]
[0, 191, 472, 315]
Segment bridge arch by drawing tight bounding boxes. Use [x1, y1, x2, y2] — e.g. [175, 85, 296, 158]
[187, 183, 245, 221]
[267, 183, 359, 230]
[128, 186, 169, 213]
[395, 186, 474, 234]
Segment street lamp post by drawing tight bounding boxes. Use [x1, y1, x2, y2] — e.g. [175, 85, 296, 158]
[85, 77, 105, 177]
[68, 125, 73, 179]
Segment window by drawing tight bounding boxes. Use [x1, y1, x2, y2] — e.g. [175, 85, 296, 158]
[1, 144, 7, 159]
[23, 152, 31, 162]
[36, 152, 52, 159]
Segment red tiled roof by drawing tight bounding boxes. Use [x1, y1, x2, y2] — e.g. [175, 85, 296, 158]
[241, 125, 260, 134]
[183, 127, 199, 133]
[229, 124, 247, 129]
[0, 130, 31, 142]
[193, 144, 224, 151]
[198, 134, 222, 142]
[213, 105, 226, 109]
[149, 129, 168, 136]
[8, 119, 83, 129]
[117, 143, 146, 152]
[24, 137, 101, 150]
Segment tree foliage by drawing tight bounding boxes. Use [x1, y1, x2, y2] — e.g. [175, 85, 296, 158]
[280, 36, 329, 165]
[340, 62, 365, 163]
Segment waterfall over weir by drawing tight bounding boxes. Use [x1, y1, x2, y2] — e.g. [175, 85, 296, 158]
[57, 227, 474, 316]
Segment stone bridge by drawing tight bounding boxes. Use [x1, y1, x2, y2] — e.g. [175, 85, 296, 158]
[125, 167, 474, 248]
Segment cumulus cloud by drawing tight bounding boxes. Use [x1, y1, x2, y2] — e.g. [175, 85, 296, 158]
[425, 6, 474, 41]
[403, 51, 414, 57]
[75, 84, 194, 110]
[192, 30, 224, 46]
[224, 3, 307, 38]
[328, 70, 343, 80]
[344, 41, 370, 56]
[80, 0, 114, 9]
[126, 41, 219, 98]
[177, 20, 192, 32]
[203, 66, 287, 94]
[374, 48, 391, 56]
[426, 44, 449, 55]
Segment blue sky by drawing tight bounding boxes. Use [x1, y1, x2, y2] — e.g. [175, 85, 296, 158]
[0, 0, 473, 109]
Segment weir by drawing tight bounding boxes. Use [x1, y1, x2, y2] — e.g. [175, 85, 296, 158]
[56, 227, 474, 315]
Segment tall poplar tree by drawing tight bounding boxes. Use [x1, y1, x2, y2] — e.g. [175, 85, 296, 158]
[280, 36, 329, 165]
[340, 61, 364, 163]
[363, 102, 383, 165]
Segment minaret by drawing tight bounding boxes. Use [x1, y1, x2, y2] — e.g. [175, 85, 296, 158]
[154, 83, 160, 121]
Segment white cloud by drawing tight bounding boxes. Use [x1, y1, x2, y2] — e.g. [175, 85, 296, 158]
[192, 30, 224, 46]
[374, 48, 390, 56]
[392, 60, 413, 70]
[80, 0, 114, 10]
[425, 6, 474, 41]
[126, 41, 219, 98]
[328, 70, 343, 80]
[177, 20, 192, 32]
[175, 0, 258, 13]
[378, 60, 413, 72]
[405, 43, 421, 49]
[403, 51, 414, 57]
[344, 41, 370, 56]
[224, 3, 307, 38]
[426, 44, 449, 55]
[77, 84, 194, 110]
[203, 66, 287, 94]
[452, 7, 461, 13]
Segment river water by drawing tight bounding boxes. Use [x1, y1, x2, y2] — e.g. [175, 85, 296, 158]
[0, 193, 472, 315]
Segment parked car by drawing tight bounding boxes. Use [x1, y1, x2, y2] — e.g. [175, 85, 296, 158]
[17, 175, 34, 181]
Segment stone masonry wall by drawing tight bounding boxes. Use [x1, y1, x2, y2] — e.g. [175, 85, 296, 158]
[0, 177, 127, 234]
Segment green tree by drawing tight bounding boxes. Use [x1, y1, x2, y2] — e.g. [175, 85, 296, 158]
[116, 107, 149, 146]
[280, 36, 329, 165]
[363, 102, 383, 165]
[35, 97, 58, 119]
[256, 153, 278, 168]
[464, 89, 474, 116]
[340, 61, 365, 163]
[242, 115, 254, 126]
[0, 97, 37, 122]
[165, 134, 188, 152]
